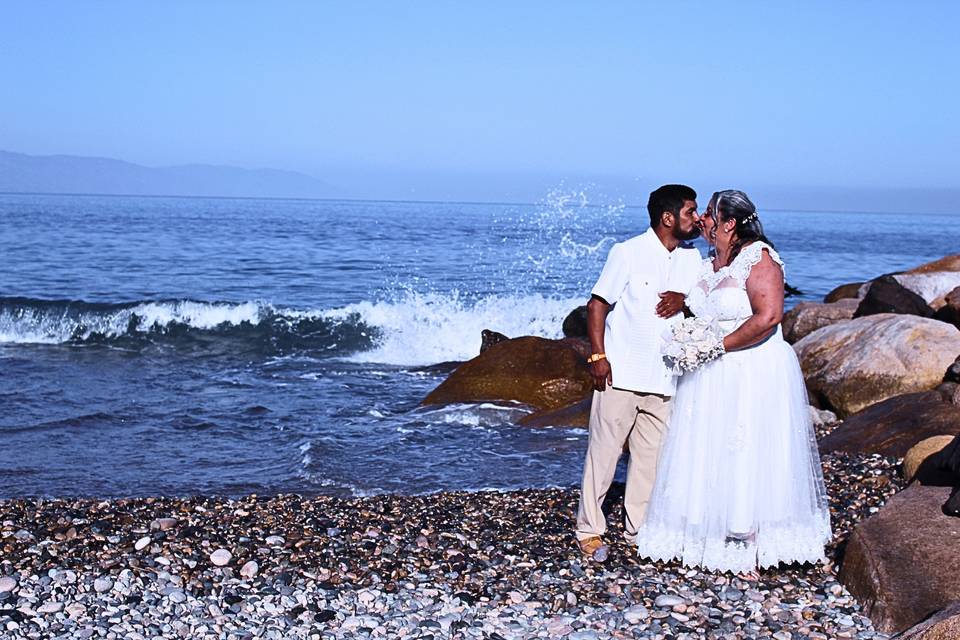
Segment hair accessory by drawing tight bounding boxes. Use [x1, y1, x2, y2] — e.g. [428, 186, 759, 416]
[741, 211, 758, 224]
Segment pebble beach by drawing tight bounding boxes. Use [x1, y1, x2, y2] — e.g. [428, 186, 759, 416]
[0, 431, 904, 640]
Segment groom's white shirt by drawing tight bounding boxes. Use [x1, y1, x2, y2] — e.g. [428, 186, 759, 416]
[592, 228, 702, 396]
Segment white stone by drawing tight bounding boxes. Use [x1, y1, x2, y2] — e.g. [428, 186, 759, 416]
[654, 594, 684, 608]
[134, 536, 151, 551]
[894, 272, 960, 305]
[239, 561, 259, 579]
[65, 603, 86, 618]
[209, 549, 231, 566]
[623, 605, 650, 623]
[151, 518, 178, 531]
[37, 602, 63, 614]
[0, 577, 16, 593]
[265, 535, 285, 546]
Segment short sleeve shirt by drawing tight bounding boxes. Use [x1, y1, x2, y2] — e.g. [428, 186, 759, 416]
[592, 229, 703, 396]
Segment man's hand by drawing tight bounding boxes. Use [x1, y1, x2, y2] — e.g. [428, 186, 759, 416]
[590, 358, 613, 392]
[656, 291, 686, 318]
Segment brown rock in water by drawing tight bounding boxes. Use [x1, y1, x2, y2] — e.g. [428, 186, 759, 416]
[480, 329, 509, 353]
[905, 254, 960, 275]
[782, 299, 858, 344]
[422, 336, 592, 411]
[519, 396, 591, 428]
[840, 484, 960, 633]
[854, 275, 934, 319]
[902, 435, 958, 483]
[793, 314, 960, 416]
[896, 601, 960, 640]
[562, 305, 588, 338]
[824, 281, 865, 303]
[819, 391, 960, 458]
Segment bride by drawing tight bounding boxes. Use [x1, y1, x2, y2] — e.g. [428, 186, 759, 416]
[635, 190, 831, 574]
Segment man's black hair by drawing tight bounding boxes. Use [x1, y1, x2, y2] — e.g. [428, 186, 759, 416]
[647, 184, 697, 228]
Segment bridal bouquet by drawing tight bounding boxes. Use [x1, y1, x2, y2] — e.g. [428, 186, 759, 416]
[661, 317, 725, 374]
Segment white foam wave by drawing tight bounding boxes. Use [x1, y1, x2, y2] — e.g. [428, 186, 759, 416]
[326, 291, 581, 366]
[0, 300, 266, 344]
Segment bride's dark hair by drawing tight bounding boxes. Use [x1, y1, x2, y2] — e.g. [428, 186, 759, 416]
[710, 189, 775, 265]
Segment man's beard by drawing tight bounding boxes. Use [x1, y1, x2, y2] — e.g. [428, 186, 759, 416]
[676, 225, 701, 242]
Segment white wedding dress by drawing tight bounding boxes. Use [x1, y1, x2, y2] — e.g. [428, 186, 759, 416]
[635, 242, 831, 572]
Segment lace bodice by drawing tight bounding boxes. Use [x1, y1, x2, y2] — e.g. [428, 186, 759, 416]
[686, 242, 785, 332]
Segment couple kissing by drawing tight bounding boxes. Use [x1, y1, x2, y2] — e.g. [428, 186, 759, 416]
[575, 184, 831, 577]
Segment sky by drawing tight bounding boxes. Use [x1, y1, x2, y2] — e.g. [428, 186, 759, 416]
[1, 2, 958, 204]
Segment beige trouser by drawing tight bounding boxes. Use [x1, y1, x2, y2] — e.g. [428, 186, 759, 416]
[576, 387, 672, 542]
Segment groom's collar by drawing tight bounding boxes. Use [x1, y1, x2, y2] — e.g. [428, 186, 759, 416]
[644, 227, 672, 255]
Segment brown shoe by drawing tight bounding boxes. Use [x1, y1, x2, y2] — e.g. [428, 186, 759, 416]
[577, 536, 609, 562]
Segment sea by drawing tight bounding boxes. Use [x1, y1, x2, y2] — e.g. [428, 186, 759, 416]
[1, 191, 956, 499]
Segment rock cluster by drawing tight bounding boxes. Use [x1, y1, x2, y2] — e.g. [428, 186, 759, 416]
[0, 447, 899, 639]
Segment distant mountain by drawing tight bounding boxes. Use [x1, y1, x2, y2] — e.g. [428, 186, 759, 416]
[0, 150, 334, 198]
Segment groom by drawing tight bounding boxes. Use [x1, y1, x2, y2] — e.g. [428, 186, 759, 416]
[576, 184, 703, 561]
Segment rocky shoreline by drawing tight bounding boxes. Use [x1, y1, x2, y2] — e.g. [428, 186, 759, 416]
[1, 439, 901, 640]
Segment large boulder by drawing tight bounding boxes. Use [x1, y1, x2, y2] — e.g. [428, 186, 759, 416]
[819, 390, 960, 457]
[794, 314, 960, 416]
[422, 336, 592, 411]
[900, 255, 960, 310]
[897, 601, 960, 639]
[895, 274, 960, 310]
[854, 275, 934, 319]
[782, 299, 858, 344]
[824, 281, 865, 303]
[840, 484, 960, 633]
[905, 254, 960, 275]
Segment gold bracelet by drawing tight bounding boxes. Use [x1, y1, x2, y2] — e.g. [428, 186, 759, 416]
[587, 353, 606, 363]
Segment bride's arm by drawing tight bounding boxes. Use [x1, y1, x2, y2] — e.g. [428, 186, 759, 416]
[721, 250, 784, 352]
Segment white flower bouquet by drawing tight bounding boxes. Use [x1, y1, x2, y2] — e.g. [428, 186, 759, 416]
[661, 316, 725, 374]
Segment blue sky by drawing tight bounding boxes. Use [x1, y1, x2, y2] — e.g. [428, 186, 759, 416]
[2, 2, 958, 203]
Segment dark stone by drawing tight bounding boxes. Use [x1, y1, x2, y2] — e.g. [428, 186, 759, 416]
[1, 609, 24, 623]
[933, 287, 960, 328]
[896, 601, 960, 639]
[819, 391, 960, 458]
[840, 484, 960, 633]
[934, 303, 960, 330]
[944, 356, 960, 384]
[854, 275, 934, 319]
[314, 610, 336, 623]
[562, 305, 588, 338]
[937, 435, 960, 476]
[824, 281, 864, 303]
[943, 489, 960, 518]
[479, 329, 509, 353]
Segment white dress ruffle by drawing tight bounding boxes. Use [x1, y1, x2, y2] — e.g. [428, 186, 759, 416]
[635, 242, 831, 573]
